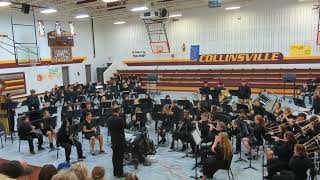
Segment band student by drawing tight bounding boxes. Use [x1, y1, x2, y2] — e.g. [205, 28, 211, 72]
[18, 116, 44, 154]
[6, 93, 16, 133]
[310, 89, 320, 115]
[199, 81, 210, 97]
[108, 107, 128, 178]
[82, 112, 105, 156]
[57, 120, 86, 163]
[238, 81, 251, 103]
[201, 132, 233, 180]
[264, 131, 297, 179]
[26, 89, 40, 110]
[40, 110, 55, 150]
[271, 144, 315, 180]
[300, 83, 312, 105]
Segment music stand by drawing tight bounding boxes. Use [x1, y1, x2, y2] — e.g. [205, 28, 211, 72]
[209, 89, 221, 99]
[229, 90, 239, 97]
[177, 100, 191, 108]
[236, 104, 249, 113]
[190, 129, 202, 180]
[160, 99, 172, 105]
[106, 94, 114, 100]
[293, 98, 306, 108]
[100, 102, 111, 109]
[153, 104, 163, 113]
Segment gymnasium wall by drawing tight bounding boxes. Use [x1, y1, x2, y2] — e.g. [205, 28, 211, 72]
[0, 9, 104, 95]
[97, 0, 319, 70]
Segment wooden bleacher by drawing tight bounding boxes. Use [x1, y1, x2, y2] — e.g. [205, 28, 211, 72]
[109, 69, 320, 95]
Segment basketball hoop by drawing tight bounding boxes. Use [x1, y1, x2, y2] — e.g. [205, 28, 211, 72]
[150, 41, 170, 54]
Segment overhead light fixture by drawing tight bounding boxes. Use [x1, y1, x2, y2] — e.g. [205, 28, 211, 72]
[75, 14, 90, 19]
[102, 0, 119, 2]
[0, 1, 11, 7]
[225, 6, 241, 10]
[113, 21, 126, 25]
[40, 8, 57, 14]
[131, 6, 148, 12]
[169, 13, 182, 18]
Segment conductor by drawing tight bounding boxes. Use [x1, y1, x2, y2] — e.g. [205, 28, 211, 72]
[108, 107, 127, 178]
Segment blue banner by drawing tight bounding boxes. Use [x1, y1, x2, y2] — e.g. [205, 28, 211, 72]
[190, 45, 200, 61]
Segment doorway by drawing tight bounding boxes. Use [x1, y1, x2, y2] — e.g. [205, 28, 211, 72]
[85, 64, 92, 83]
[62, 66, 70, 85]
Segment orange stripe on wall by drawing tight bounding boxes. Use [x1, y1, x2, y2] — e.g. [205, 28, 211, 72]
[4, 79, 25, 84]
[5, 85, 25, 90]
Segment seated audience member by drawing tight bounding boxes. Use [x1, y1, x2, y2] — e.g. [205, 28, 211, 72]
[57, 120, 86, 163]
[40, 110, 55, 149]
[82, 112, 105, 155]
[202, 132, 233, 179]
[271, 144, 315, 180]
[51, 169, 79, 180]
[38, 164, 58, 180]
[0, 160, 32, 179]
[125, 173, 139, 180]
[0, 174, 14, 180]
[70, 162, 89, 180]
[92, 166, 105, 180]
[18, 116, 44, 154]
[26, 89, 40, 110]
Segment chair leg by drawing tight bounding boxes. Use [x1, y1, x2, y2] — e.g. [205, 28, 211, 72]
[56, 147, 59, 159]
[0, 137, 3, 148]
[11, 134, 13, 144]
[227, 170, 231, 180]
[229, 169, 235, 180]
[18, 140, 21, 152]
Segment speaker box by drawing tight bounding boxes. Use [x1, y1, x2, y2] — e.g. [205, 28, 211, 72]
[21, 4, 30, 14]
[282, 73, 296, 82]
[147, 74, 158, 81]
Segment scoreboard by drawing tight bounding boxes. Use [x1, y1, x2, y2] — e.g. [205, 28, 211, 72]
[48, 31, 74, 47]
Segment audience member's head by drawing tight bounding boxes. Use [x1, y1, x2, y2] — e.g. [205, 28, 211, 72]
[70, 162, 88, 180]
[125, 173, 139, 180]
[0, 174, 15, 180]
[51, 169, 79, 180]
[38, 164, 58, 180]
[0, 160, 32, 178]
[91, 166, 105, 180]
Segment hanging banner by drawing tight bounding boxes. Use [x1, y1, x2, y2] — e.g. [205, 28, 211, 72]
[48, 67, 62, 80]
[37, 20, 46, 37]
[55, 22, 62, 36]
[0, 72, 26, 95]
[198, 52, 283, 63]
[190, 45, 200, 61]
[289, 44, 312, 57]
[69, 22, 76, 36]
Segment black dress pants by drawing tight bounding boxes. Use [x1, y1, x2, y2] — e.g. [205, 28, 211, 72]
[267, 159, 289, 177]
[61, 140, 83, 161]
[112, 146, 124, 176]
[24, 133, 43, 152]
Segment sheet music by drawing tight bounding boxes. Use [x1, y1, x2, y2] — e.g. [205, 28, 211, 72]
[191, 129, 202, 146]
